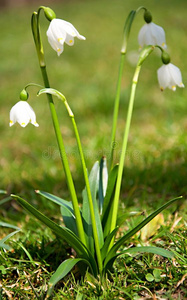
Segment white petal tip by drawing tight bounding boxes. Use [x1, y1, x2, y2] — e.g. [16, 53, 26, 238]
[179, 83, 185, 88]
[78, 35, 86, 40]
[162, 42, 167, 49]
[33, 123, 39, 127]
[20, 123, 27, 127]
[9, 121, 14, 127]
[57, 50, 62, 56]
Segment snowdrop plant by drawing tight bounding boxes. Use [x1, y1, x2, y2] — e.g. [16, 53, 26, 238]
[10, 5, 184, 297]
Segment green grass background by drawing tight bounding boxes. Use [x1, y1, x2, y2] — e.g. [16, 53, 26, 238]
[0, 0, 186, 206]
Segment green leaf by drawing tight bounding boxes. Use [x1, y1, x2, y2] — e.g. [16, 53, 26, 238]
[145, 273, 154, 282]
[0, 230, 20, 250]
[36, 190, 78, 235]
[60, 205, 78, 236]
[153, 269, 162, 282]
[12, 194, 97, 275]
[47, 258, 92, 297]
[0, 190, 7, 194]
[0, 221, 20, 230]
[119, 246, 174, 258]
[101, 227, 119, 261]
[104, 196, 182, 270]
[36, 190, 75, 216]
[82, 161, 104, 253]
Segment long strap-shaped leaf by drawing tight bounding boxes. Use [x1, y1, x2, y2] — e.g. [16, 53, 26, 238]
[103, 246, 174, 273]
[0, 230, 20, 250]
[101, 227, 119, 261]
[82, 161, 104, 253]
[12, 195, 97, 276]
[36, 190, 78, 235]
[47, 258, 93, 297]
[36, 190, 75, 216]
[104, 196, 182, 270]
[118, 246, 174, 258]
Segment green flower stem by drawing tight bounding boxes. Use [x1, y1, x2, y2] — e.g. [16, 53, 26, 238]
[70, 117, 103, 275]
[109, 7, 147, 170]
[109, 45, 154, 249]
[109, 64, 142, 246]
[109, 53, 125, 170]
[31, 12, 86, 246]
[38, 88, 103, 275]
[41, 68, 86, 247]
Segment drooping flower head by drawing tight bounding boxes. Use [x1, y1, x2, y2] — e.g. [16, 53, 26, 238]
[157, 51, 184, 91]
[9, 101, 39, 127]
[138, 10, 166, 49]
[46, 18, 86, 56]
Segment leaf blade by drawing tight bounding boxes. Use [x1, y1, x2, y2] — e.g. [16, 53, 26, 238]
[119, 246, 174, 258]
[12, 195, 95, 265]
[104, 196, 182, 269]
[47, 258, 92, 297]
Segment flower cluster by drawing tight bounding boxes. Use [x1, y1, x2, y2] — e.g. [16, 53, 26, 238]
[9, 7, 184, 128]
[138, 10, 184, 91]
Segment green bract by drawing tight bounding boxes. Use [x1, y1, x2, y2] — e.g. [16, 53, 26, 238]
[43, 6, 56, 21]
[144, 10, 152, 23]
[19, 89, 28, 100]
[161, 50, 171, 64]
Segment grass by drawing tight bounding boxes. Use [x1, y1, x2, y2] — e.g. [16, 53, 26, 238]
[0, 0, 187, 298]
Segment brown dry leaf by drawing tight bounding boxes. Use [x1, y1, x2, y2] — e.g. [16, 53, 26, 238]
[176, 273, 187, 288]
[170, 213, 182, 233]
[140, 213, 164, 242]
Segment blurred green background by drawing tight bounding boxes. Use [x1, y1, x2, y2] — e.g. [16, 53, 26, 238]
[0, 0, 186, 206]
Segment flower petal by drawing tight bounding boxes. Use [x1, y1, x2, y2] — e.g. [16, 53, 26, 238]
[157, 63, 184, 91]
[150, 23, 167, 48]
[138, 22, 166, 48]
[9, 101, 39, 127]
[46, 18, 85, 55]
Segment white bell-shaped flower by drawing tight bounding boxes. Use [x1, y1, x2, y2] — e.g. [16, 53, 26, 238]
[9, 101, 39, 127]
[102, 157, 108, 198]
[138, 22, 166, 49]
[46, 18, 86, 56]
[157, 63, 185, 91]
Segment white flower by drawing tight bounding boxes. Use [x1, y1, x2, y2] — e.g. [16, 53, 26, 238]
[102, 157, 108, 198]
[157, 63, 185, 91]
[138, 22, 166, 49]
[46, 18, 86, 56]
[9, 101, 39, 127]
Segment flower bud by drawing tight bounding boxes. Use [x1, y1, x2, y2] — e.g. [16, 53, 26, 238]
[20, 89, 29, 100]
[43, 7, 56, 21]
[144, 10, 152, 23]
[161, 51, 171, 64]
